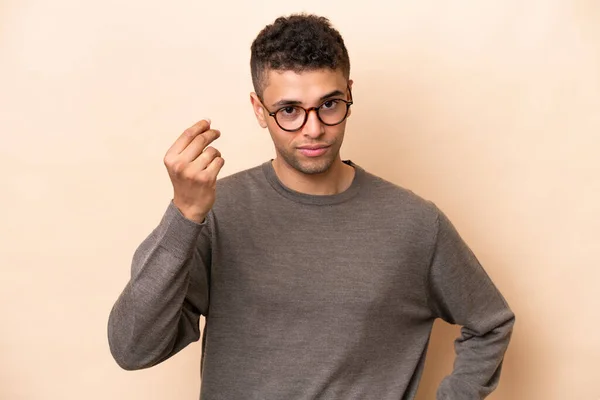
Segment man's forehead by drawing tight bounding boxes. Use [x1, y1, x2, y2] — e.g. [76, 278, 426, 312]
[262, 69, 347, 101]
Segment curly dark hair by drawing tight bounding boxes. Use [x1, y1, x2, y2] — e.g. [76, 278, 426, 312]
[250, 14, 351, 99]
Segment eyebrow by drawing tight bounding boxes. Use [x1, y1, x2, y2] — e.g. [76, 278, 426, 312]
[271, 89, 345, 108]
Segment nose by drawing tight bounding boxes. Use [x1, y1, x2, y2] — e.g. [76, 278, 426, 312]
[302, 109, 325, 138]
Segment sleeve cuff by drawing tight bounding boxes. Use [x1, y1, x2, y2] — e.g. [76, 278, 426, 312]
[157, 201, 208, 259]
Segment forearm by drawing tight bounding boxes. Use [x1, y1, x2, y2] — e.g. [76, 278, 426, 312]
[437, 308, 515, 399]
[108, 202, 208, 370]
[427, 207, 516, 399]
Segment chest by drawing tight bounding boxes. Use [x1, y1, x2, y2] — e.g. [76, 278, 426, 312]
[208, 204, 431, 320]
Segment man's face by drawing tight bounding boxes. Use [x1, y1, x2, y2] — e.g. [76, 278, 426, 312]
[251, 69, 352, 175]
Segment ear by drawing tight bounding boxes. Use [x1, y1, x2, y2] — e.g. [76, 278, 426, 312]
[250, 92, 268, 128]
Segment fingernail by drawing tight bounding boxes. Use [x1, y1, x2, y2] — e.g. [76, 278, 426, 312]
[204, 118, 211, 124]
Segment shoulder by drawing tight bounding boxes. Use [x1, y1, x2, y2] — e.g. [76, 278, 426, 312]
[354, 164, 441, 229]
[361, 167, 438, 212]
[216, 164, 263, 189]
[212, 163, 270, 210]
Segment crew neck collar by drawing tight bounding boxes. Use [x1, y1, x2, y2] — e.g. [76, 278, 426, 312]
[261, 160, 364, 206]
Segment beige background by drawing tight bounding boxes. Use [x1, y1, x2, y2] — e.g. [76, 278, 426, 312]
[1, 0, 599, 399]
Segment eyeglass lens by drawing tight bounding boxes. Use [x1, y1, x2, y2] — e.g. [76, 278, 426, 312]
[275, 99, 349, 131]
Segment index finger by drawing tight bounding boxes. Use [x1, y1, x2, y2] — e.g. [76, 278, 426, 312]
[167, 119, 211, 156]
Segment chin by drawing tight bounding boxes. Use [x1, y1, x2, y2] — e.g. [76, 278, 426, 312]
[293, 157, 336, 175]
[277, 146, 340, 175]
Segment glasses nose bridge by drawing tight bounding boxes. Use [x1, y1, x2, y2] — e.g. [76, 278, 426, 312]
[304, 106, 322, 125]
[304, 105, 324, 128]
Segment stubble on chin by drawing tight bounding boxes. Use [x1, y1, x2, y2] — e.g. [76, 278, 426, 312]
[278, 147, 338, 175]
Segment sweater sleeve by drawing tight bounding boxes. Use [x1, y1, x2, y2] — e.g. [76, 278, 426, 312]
[427, 207, 515, 400]
[107, 201, 212, 370]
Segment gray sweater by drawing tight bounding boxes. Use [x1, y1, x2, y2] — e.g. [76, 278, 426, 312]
[108, 160, 515, 400]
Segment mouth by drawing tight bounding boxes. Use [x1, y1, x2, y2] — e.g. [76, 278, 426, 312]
[297, 145, 330, 157]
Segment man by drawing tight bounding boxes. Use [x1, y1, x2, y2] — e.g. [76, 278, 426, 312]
[108, 14, 515, 400]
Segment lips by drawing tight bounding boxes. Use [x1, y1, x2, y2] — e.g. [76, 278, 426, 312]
[297, 145, 329, 157]
[297, 144, 329, 150]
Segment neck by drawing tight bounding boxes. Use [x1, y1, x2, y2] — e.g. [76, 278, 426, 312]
[272, 157, 355, 195]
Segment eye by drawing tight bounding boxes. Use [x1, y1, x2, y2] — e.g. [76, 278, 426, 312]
[279, 106, 301, 117]
[321, 100, 340, 110]
[282, 106, 296, 115]
[277, 106, 302, 120]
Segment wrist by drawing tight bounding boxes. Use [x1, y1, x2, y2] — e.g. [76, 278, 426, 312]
[172, 200, 207, 224]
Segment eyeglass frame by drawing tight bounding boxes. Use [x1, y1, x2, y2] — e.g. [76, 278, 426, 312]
[260, 86, 354, 132]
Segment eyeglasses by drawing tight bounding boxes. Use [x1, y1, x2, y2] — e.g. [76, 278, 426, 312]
[262, 87, 353, 132]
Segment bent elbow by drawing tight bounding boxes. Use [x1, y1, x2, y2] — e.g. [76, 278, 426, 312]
[108, 331, 147, 371]
[107, 316, 155, 371]
[108, 335, 161, 371]
[114, 355, 151, 371]
[112, 352, 145, 371]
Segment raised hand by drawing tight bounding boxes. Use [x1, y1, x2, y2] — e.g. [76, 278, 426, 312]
[163, 119, 225, 223]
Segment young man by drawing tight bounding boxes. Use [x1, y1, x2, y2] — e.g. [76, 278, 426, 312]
[108, 14, 515, 400]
